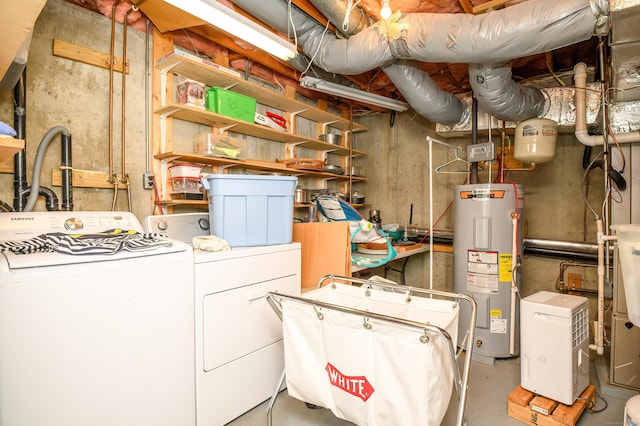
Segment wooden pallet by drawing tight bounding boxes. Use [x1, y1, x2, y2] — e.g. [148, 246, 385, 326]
[507, 384, 596, 426]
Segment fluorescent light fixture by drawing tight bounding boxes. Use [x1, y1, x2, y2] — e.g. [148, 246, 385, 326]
[163, 0, 297, 60]
[380, 0, 392, 19]
[300, 76, 409, 112]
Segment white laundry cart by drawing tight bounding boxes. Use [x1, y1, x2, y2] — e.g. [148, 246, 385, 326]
[266, 275, 476, 426]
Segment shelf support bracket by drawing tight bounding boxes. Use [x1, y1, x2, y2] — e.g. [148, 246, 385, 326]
[286, 141, 306, 158]
[321, 148, 339, 162]
[288, 109, 307, 134]
[214, 164, 237, 173]
[218, 124, 239, 133]
[320, 120, 339, 134]
[160, 109, 179, 153]
[159, 63, 180, 106]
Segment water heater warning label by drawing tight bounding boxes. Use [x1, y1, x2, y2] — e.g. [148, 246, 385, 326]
[499, 254, 513, 282]
[466, 250, 499, 293]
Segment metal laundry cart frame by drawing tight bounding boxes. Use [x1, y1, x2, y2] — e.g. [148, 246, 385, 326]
[266, 274, 477, 426]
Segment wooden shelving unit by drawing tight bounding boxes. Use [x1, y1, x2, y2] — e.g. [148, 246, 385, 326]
[152, 35, 368, 209]
[156, 50, 366, 133]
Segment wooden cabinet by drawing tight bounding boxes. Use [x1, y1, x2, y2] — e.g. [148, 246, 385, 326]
[151, 32, 367, 209]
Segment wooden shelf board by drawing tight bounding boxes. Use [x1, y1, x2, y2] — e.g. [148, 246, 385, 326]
[157, 51, 367, 133]
[159, 199, 208, 207]
[155, 104, 366, 156]
[156, 104, 302, 142]
[0, 138, 24, 162]
[155, 152, 367, 182]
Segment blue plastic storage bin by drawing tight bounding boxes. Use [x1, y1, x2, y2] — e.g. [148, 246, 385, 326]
[201, 174, 297, 247]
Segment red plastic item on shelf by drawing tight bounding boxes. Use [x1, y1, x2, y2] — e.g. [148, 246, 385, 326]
[265, 111, 287, 129]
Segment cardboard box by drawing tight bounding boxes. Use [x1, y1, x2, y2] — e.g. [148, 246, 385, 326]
[293, 222, 352, 290]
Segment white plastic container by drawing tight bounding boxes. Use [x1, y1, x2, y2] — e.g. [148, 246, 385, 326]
[625, 394, 640, 426]
[514, 118, 558, 164]
[612, 224, 640, 326]
[194, 133, 243, 158]
[201, 174, 297, 247]
[169, 163, 202, 179]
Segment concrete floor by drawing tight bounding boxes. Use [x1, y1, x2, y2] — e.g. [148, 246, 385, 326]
[228, 356, 635, 425]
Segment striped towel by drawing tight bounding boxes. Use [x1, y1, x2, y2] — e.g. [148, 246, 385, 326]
[0, 229, 173, 255]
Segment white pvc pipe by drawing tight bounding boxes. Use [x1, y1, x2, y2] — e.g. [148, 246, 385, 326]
[510, 214, 518, 355]
[574, 62, 640, 146]
[588, 219, 606, 355]
[428, 137, 434, 290]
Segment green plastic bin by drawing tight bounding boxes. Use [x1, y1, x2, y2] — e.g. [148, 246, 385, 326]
[205, 87, 257, 123]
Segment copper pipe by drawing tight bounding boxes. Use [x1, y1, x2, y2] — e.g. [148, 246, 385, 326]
[121, 5, 136, 182]
[121, 5, 137, 212]
[108, 0, 122, 184]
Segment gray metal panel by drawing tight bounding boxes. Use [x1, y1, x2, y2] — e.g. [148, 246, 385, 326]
[611, 244, 640, 390]
[474, 217, 491, 250]
[610, 4, 640, 45]
[610, 42, 640, 103]
[611, 315, 640, 390]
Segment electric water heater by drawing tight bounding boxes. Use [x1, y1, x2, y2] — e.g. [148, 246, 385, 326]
[453, 183, 524, 364]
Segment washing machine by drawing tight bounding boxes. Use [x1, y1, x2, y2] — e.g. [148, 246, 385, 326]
[145, 213, 301, 425]
[0, 211, 196, 426]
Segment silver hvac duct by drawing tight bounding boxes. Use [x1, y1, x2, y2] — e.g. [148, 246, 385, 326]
[307, 0, 467, 123]
[233, 0, 608, 124]
[382, 60, 466, 124]
[468, 62, 548, 122]
[295, 0, 602, 72]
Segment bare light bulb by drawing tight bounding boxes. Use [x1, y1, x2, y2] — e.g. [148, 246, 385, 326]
[380, 0, 392, 19]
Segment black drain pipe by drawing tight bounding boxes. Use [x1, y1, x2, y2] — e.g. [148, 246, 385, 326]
[13, 70, 28, 211]
[470, 96, 479, 184]
[60, 132, 73, 210]
[13, 68, 61, 211]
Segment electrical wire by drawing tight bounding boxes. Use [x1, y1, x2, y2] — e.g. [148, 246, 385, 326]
[286, 0, 298, 50]
[545, 53, 566, 86]
[580, 392, 609, 414]
[607, 121, 626, 173]
[299, 20, 331, 78]
[152, 176, 164, 215]
[342, 0, 362, 33]
[581, 149, 604, 221]
[417, 177, 468, 244]
[181, 29, 201, 56]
